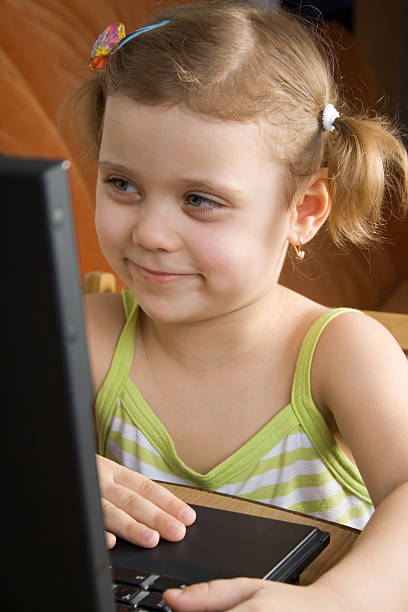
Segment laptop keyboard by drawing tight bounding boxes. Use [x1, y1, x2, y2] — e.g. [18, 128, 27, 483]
[112, 564, 191, 611]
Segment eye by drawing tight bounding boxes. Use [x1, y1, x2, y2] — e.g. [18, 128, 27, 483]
[105, 176, 138, 194]
[184, 193, 224, 211]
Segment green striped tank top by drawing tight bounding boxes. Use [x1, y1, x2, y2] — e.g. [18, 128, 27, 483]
[96, 290, 374, 529]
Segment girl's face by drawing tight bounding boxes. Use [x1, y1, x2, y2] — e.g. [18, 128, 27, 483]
[96, 96, 292, 324]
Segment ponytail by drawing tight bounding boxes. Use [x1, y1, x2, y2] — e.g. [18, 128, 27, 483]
[325, 114, 408, 247]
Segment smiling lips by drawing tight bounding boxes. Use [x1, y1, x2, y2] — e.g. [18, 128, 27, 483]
[132, 262, 195, 284]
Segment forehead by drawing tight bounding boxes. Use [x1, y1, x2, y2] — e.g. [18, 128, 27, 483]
[100, 96, 286, 187]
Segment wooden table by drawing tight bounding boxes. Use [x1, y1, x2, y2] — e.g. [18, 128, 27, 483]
[160, 482, 360, 586]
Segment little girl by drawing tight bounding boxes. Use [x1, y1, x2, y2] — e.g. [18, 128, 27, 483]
[74, 1, 408, 609]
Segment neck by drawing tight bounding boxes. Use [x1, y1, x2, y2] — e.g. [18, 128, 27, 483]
[139, 286, 287, 372]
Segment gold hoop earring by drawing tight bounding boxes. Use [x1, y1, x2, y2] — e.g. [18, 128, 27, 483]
[293, 239, 305, 260]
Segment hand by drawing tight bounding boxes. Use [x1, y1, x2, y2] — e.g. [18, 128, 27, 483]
[164, 577, 347, 612]
[96, 454, 196, 549]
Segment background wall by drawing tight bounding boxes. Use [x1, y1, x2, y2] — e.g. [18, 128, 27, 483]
[354, 0, 408, 141]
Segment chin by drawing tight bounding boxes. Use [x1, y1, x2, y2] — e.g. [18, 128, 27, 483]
[137, 297, 194, 324]
[138, 296, 225, 326]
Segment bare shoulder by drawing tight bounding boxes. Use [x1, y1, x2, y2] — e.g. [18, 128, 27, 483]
[313, 309, 408, 407]
[312, 310, 408, 504]
[317, 308, 406, 366]
[84, 292, 126, 394]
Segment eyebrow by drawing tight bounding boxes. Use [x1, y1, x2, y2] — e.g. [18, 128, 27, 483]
[174, 177, 243, 199]
[98, 161, 243, 199]
[98, 160, 132, 174]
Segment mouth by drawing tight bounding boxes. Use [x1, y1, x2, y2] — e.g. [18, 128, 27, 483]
[130, 262, 195, 285]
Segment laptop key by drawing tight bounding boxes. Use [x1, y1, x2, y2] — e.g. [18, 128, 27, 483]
[134, 590, 171, 611]
[115, 603, 151, 612]
[112, 565, 152, 587]
[148, 575, 191, 592]
[114, 584, 148, 605]
[112, 565, 189, 593]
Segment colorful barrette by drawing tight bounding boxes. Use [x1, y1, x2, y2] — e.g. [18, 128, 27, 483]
[88, 20, 171, 71]
[88, 23, 126, 71]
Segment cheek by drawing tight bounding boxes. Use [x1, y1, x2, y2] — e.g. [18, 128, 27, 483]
[94, 208, 113, 259]
[193, 227, 264, 287]
[95, 205, 109, 242]
[94, 200, 127, 256]
[194, 216, 287, 292]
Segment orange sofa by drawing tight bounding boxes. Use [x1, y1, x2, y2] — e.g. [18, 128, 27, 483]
[1, 0, 407, 312]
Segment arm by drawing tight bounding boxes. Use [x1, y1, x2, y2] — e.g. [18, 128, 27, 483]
[84, 293, 196, 549]
[165, 313, 408, 611]
[317, 480, 408, 609]
[310, 311, 408, 609]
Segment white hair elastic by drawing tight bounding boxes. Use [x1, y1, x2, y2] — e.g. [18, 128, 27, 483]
[322, 104, 340, 132]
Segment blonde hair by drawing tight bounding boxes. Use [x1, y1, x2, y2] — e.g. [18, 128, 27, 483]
[71, 0, 408, 247]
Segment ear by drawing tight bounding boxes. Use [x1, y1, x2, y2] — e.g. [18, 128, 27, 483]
[287, 169, 331, 247]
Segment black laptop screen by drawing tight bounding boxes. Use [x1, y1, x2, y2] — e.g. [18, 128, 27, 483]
[5, 156, 114, 612]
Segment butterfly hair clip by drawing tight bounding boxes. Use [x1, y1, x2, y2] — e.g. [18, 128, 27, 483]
[88, 20, 170, 71]
[88, 23, 126, 71]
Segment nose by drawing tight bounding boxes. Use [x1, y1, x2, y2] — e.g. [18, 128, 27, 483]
[132, 198, 182, 252]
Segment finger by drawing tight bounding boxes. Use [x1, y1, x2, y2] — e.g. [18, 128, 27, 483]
[114, 470, 196, 526]
[105, 530, 116, 549]
[102, 481, 188, 542]
[101, 497, 160, 548]
[163, 578, 264, 611]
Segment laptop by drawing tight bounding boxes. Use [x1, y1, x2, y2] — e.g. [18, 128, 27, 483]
[5, 156, 329, 611]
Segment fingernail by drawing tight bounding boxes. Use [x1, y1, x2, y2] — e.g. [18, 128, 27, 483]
[168, 521, 186, 539]
[179, 507, 196, 524]
[166, 588, 183, 598]
[141, 528, 159, 546]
